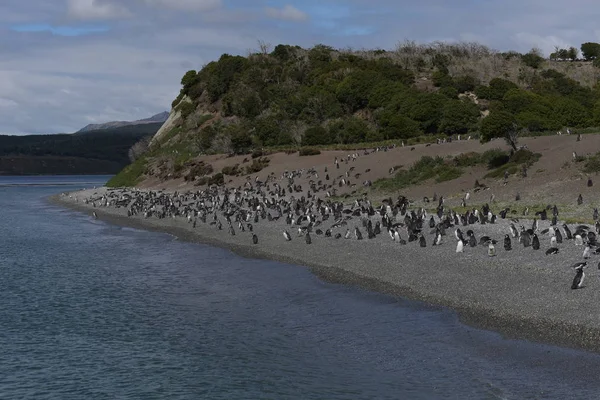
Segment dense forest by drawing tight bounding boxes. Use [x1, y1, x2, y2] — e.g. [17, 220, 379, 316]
[0, 123, 161, 175]
[159, 41, 600, 156]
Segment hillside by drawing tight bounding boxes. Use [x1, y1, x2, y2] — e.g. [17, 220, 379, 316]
[0, 123, 161, 175]
[76, 111, 168, 133]
[109, 41, 600, 189]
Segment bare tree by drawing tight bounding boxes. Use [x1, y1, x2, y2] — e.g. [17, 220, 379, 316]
[257, 39, 271, 55]
[128, 136, 151, 163]
[505, 123, 520, 152]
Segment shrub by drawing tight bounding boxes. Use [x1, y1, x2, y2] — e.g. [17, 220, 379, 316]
[251, 149, 263, 158]
[184, 162, 214, 181]
[484, 149, 541, 178]
[302, 126, 333, 146]
[583, 153, 600, 173]
[510, 149, 540, 164]
[481, 148, 510, 168]
[222, 165, 240, 175]
[299, 147, 321, 156]
[245, 157, 270, 174]
[372, 155, 463, 191]
[207, 172, 224, 186]
[453, 152, 481, 167]
[176, 101, 196, 119]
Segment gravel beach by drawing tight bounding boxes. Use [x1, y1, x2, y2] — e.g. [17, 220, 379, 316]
[49, 186, 600, 354]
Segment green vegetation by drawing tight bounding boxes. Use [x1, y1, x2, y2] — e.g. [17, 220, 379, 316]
[221, 165, 240, 175]
[372, 156, 463, 191]
[244, 157, 270, 174]
[484, 149, 541, 178]
[168, 41, 600, 158]
[372, 148, 541, 192]
[453, 148, 510, 168]
[581, 152, 600, 173]
[106, 156, 148, 187]
[207, 172, 224, 186]
[111, 40, 600, 186]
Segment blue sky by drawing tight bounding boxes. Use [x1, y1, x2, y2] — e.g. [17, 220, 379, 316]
[0, 0, 599, 134]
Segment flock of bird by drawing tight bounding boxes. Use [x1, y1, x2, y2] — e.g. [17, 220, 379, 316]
[69, 144, 599, 292]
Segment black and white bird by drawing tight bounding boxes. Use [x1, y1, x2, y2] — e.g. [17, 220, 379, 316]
[503, 234, 512, 251]
[571, 262, 587, 289]
[283, 230, 292, 241]
[456, 239, 464, 253]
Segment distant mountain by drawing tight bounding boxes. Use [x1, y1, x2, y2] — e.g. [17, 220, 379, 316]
[0, 123, 162, 175]
[76, 111, 169, 133]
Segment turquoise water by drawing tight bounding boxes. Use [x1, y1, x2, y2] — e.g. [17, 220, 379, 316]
[2, 175, 600, 399]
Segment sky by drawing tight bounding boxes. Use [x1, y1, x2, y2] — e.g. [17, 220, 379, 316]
[1, 0, 600, 134]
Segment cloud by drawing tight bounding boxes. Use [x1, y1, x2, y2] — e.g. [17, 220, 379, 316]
[1, 0, 600, 134]
[265, 5, 308, 22]
[67, 0, 131, 20]
[143, 0, 222, 11]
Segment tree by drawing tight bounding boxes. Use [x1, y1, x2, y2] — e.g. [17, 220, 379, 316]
[302, 126, 333, 146]
[374, 110, 421, 140]
[553, 98, 590, 127]
[487, 78, 518, 100]
[336, 70, 382, 112]
[439, 100, 480, 135]
[581, 42, 600, 60]
[567, 46, 579, 61]
[521, 48, 544, 69]
[480, 110, 519, 151]
[180, 70, 197, 88]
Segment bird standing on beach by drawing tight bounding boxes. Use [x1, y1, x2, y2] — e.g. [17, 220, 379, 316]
[571, 263, 587, 289]
[503, 234, 511, 251]
[532, 234, 540, 250]
[488, 242, 496, 257]
[583, 245, 591, 259]
[252, 234, 258, 244]
[456, 240, 464, 253]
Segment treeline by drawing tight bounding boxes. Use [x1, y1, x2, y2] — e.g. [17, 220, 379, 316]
[0, 123, 160, 174]
[549, 42, 600, 64]
[170, 42, 600, 154]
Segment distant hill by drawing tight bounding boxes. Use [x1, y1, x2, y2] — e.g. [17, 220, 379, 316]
[0, 123, 162, 175]
[76, 111, 168, 133]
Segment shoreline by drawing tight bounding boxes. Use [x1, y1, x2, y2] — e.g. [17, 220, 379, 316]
[48, 189, 600, 354]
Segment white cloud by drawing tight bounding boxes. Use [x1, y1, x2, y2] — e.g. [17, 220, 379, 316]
[265, 5, 307, 22]
[513, 32, 572, 56]
[67, 0, 131, 20]
[143, 0, 221, 11]
[3, 0, 600, 134]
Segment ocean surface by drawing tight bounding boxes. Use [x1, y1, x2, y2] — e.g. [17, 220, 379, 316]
[2, 175, 600, 399]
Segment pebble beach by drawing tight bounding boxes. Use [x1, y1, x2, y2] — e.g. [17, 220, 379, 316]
[49, 184, 600, 354]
